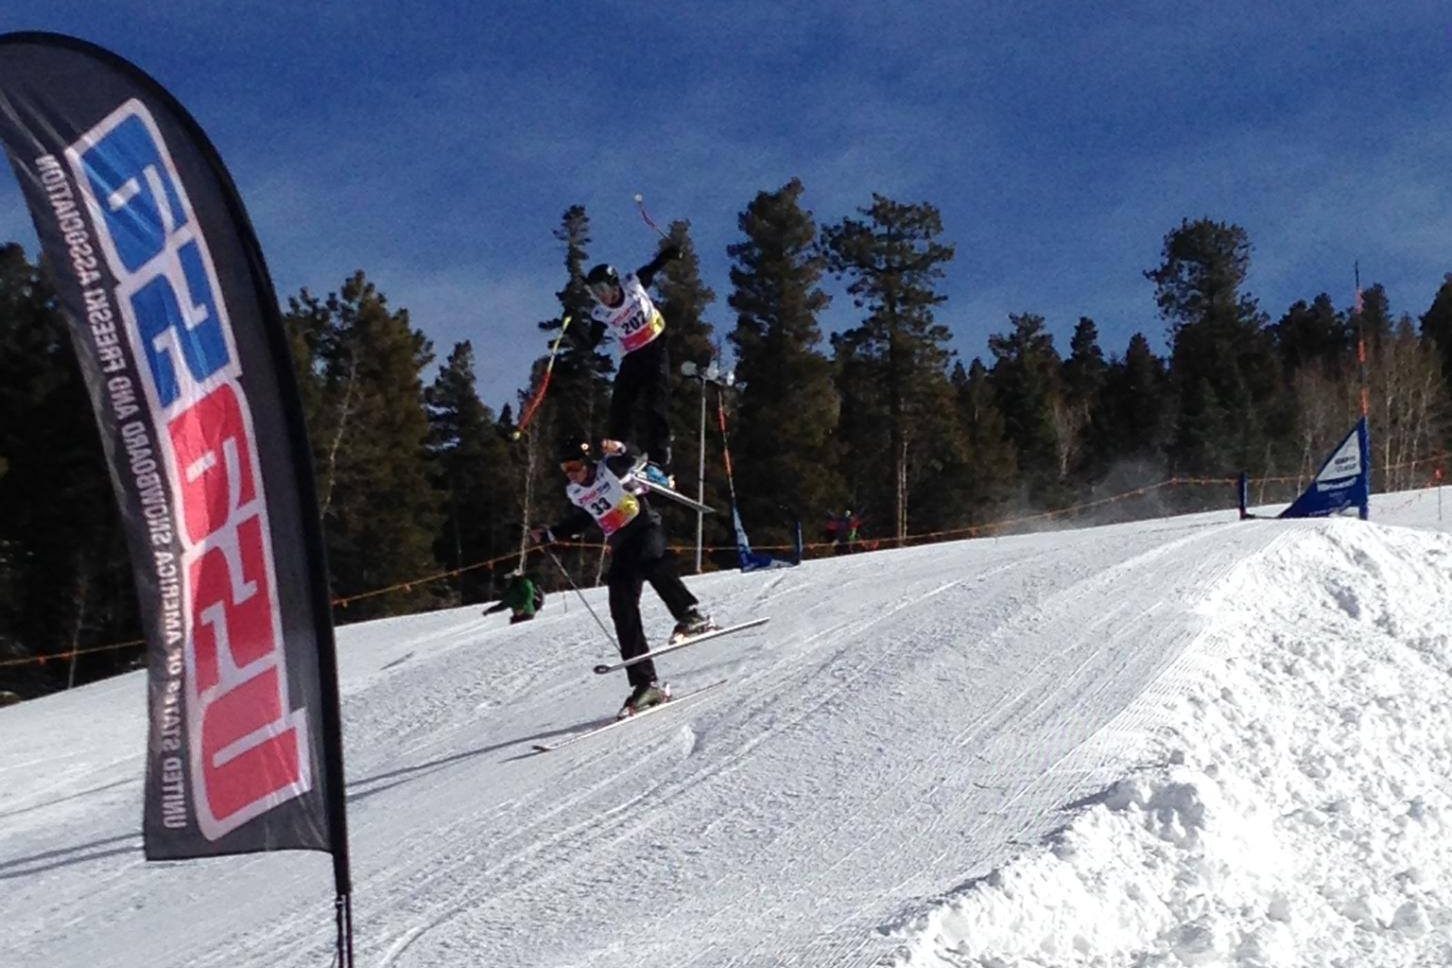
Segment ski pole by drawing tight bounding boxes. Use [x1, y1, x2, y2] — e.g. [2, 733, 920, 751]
[633, 192, 669, 240]
[511, 314, 572, 440]
[542, 544, 617, 649]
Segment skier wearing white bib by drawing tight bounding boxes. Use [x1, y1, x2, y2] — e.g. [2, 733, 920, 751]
[585, 243, 681, 488]
[532, 436, 713, 718]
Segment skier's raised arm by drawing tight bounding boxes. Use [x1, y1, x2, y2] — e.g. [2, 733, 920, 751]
[633, 243, 681, 288]
[598, 437, 644, 477]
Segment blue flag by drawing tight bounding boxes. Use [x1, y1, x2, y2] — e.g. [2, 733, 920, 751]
[1279, 418, 1370, 521]
[735, 506, 802, 571]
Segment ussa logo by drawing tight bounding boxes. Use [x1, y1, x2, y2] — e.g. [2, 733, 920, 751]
[69, 100, 313, 838]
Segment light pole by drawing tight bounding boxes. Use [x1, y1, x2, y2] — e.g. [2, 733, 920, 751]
[680, 359, 734, 573]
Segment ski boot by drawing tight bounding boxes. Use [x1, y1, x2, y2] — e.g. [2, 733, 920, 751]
[632, 454, 675, 490]
[642, 462, 674, 489]
[670, 609, 717, 645]
[618, 681, 671, 719]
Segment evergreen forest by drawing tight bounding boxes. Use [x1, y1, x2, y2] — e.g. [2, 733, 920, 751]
[3, 181, 1449, 697]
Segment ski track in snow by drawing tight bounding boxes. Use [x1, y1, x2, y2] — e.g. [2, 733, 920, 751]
[1, 492, 1450, 967]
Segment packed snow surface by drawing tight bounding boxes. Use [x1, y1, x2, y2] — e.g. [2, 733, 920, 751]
[2, 490, 1450, 967]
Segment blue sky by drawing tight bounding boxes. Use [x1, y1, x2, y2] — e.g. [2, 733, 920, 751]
[3, 2, 1449, 412]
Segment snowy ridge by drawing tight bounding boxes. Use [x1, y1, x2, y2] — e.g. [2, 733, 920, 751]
[2, 493, 1449, 967]
[885, 519, 1452, 967]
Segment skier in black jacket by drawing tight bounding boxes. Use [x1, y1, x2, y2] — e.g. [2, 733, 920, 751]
[584, 243, 681, 488]
[532, 436, 713, 718]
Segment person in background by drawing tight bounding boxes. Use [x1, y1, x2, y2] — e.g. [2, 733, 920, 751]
[825, 509, 861, 555]
[483, 570, 545, 624]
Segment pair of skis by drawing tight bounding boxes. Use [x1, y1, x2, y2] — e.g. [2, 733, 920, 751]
[530, 617, 770, 753]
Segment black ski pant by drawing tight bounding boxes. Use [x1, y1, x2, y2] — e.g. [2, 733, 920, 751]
[607, 517, 698, 690]
[607, 338, 672, 472]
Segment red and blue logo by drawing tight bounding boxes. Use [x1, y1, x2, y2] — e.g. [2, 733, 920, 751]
[69, 100, 312, 839]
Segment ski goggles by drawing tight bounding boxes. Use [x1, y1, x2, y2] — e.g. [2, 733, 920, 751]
[559, 458, 588, 475]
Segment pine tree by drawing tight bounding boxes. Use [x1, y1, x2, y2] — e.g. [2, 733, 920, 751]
[830, 332, 892, 533]
[1418, 274, 1452, 422]
[1344, 282, 1394, 433]
[1145, 218, 1280, 477]
[653, 220, 721, 541]
[1073, 331, 1181, 517]
[427, 341, 515, 603]
[1060, 317, 1108, 488]
[1354, 283, 1395, 351]
[284, 285, 331, 435]
[823, 194, 956, 538]
[541, 205, 613, 439]
[284, 271, 441, 619]
[950, 358, 1017, 526]
[1085, 332, 1172, 486]
[1063, 317, 1108, 404]
[987, 313, 1064, 504]
[1273, 294, 1349, 375]
[727, 179, 844, 544]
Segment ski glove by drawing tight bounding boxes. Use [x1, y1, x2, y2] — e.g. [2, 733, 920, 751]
[529, 525, 556, 546]
[587, 320, 606, 349]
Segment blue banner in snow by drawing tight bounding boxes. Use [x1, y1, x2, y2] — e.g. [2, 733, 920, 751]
[735, 507, 801, 571]
[1279, 417, 1370, 521]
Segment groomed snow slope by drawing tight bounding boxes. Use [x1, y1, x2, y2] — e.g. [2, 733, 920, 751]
[885, 504, 1452, 967]
[2, 491, 1449, 967]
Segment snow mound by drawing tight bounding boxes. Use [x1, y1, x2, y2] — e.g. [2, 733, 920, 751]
[885, 519, 1452, 967]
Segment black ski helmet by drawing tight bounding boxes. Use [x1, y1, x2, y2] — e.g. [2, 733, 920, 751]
[585, 263, 620, 300]
[585, 263, 618, 286]
[556, 435, 592, 465]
